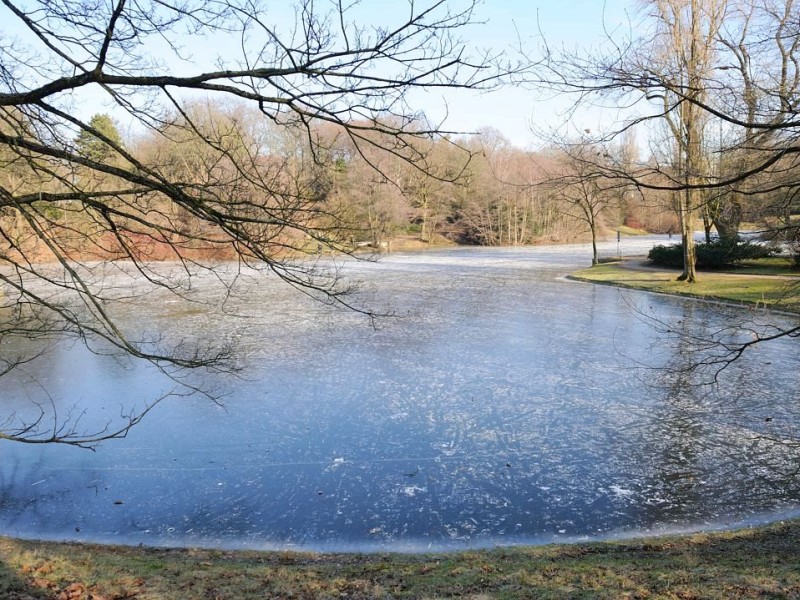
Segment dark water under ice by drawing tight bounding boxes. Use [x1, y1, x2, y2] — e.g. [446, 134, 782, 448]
[2, 238, 800, 552]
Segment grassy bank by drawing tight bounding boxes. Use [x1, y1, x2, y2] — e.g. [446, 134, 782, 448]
[571, 259, 800, 313]
[1, 520, 800, 599]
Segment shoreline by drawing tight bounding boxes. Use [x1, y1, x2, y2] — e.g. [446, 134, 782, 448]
[5, 505, 800, 556]
[569, 256, 800, 314]
[3, 241, 799, 598]
[1, 518, 799, 598]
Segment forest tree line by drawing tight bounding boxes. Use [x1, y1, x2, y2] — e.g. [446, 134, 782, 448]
[1, 104, 690, 264]
[6, 105, 799, 269]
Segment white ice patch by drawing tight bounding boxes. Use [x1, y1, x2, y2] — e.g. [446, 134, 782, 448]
[402, 485, 426, 497]
[609, 485, 634, 497]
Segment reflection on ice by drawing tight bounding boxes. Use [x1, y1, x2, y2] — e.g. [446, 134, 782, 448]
[1, 238, 799, 552]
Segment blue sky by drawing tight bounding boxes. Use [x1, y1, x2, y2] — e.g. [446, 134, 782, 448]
[2, 0, 636, 148]
[425, 0, 635, 147]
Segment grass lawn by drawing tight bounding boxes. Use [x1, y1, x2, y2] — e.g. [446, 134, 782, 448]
[1, 520, 799, 599]
[730, 257, 800, 276]
[571, 260, 800, 313]
[615, 225, 650, 236]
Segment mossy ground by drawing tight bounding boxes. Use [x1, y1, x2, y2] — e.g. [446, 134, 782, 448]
[1, 520, 799, 599]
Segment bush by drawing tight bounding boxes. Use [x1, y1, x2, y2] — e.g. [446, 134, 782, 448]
[647, 244, 684, 268]
[648, 240, 779, 269]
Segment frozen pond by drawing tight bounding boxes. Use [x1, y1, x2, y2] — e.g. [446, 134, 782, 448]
[1, 237, 800, 552]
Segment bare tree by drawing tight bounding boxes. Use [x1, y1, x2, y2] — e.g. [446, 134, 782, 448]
[650, 0, 727, 282]
[712, 0, 800, 243]
[455, 130, 554, 246]
[546, 141, 621, 265]
[536, 0, 727, 281]
[401, 139, 453, 244]
[0, 0, 521, 446]
[533, 0, 800, 365]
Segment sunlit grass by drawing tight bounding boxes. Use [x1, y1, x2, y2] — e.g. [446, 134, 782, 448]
[733, 257, 800, 276]
[615, 225, 650, 236]
[572, 261, 800, 313]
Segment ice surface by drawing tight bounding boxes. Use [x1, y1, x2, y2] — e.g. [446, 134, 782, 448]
[1, 237, 799, 552]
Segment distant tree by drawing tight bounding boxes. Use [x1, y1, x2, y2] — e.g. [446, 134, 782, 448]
[0, 0, 522, 446]
[75, 114, 123, 164]
[549, 142, 621, 265]
[454, 130, 550, 246]
[403, 162, 450, 244]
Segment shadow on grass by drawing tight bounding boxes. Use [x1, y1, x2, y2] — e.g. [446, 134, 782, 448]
[0, 558, 51, 599]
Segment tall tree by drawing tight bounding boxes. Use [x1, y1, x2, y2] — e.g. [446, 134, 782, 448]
[0, 0, 521, 446]
[712, 0, 800, 242]
[650, 0, 727, 281]
[548, 142, 620, 265]
[534, 0, 800, 364]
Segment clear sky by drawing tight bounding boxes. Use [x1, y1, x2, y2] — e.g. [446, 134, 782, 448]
[3, 0, 637, 148]
[423, 0, 635, 148]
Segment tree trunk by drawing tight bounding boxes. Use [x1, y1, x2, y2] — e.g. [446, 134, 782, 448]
[712, 193, 743, 242]
[678, 188, 697, 282]
[702, 211, 713, 243]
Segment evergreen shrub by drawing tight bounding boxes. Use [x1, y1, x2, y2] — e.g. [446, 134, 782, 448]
[648, 240, 779, 269]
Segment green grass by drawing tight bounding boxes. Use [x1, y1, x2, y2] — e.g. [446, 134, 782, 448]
[729, 257, 800, 276]
[572, 261, 800, 312]
[615, 225, 650, 236]
[1, 521, 799, 598]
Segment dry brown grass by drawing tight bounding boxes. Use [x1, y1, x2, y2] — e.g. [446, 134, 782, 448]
[1, 520, 799, 599]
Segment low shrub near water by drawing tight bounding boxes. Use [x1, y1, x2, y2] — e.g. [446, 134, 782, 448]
[648, 240, 780, 269]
